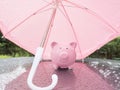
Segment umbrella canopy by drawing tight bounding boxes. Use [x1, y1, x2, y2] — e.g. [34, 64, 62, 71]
[0, 0, 120, 60]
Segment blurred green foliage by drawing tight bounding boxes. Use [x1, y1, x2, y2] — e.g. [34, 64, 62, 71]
[0, 32, 32, 57]
[90, 37, 120, 60]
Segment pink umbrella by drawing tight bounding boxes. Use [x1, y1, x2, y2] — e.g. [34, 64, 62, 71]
[0, 0, 120, 89]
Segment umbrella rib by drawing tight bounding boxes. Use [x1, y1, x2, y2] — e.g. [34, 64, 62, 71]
[63, 0, 88, 9]
[36, 8, 54, 14]
[40, 7, 57, 47]
[64, 0, 119, 33]
[3, 2, 53, 37]
[41, 0, 51, 4]
[60, 2, 83, 58]
[41, 1, 58, 48]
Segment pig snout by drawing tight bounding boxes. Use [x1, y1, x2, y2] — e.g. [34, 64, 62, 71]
[60, 52, 68, 59]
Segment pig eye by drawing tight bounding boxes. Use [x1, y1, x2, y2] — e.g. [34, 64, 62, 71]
[66, 48, 68, 49]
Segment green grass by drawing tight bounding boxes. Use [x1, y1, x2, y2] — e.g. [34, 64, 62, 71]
[0, 55, 12, 59]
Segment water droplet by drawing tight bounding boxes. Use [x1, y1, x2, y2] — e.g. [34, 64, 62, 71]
[117, 77, 120, 79]
[115, 80, 118, 82]
[112, 71, 116, 73]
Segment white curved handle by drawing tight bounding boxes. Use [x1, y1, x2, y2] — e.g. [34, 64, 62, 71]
[27, 47, 58, 90]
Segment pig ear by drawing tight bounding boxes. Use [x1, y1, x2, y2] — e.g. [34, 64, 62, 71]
[51, 42, 57, 48]
[70, 42, 77, 48]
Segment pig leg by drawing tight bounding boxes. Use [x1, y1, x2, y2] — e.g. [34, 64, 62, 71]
[68, 65, 73, 70]
[82, 59, 85, 63]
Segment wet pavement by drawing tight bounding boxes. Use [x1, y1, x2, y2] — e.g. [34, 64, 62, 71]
[0, 57, 33, 90]
[0, 57, 33, 74]
[0, 57, 119, 90]
[86, 58, 120, 90]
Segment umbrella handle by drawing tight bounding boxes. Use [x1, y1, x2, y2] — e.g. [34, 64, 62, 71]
[27, 47, 58, 90]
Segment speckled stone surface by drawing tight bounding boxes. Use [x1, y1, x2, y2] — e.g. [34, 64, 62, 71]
[5, 62, 114, 90]
[86, 58, 120, 90]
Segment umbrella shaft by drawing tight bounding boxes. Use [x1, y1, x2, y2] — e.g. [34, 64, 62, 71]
[40, 1, 58, 47]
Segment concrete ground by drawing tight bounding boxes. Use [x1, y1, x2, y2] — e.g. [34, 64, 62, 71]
[0, 57, 114, 90]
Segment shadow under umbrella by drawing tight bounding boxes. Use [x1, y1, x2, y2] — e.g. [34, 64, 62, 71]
[54, 69, 76, 90]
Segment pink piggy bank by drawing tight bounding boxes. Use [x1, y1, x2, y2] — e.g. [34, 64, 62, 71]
[51, 42, 77, 69]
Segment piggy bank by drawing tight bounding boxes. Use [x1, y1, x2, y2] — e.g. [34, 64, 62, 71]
[51, 42, 77, 69]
